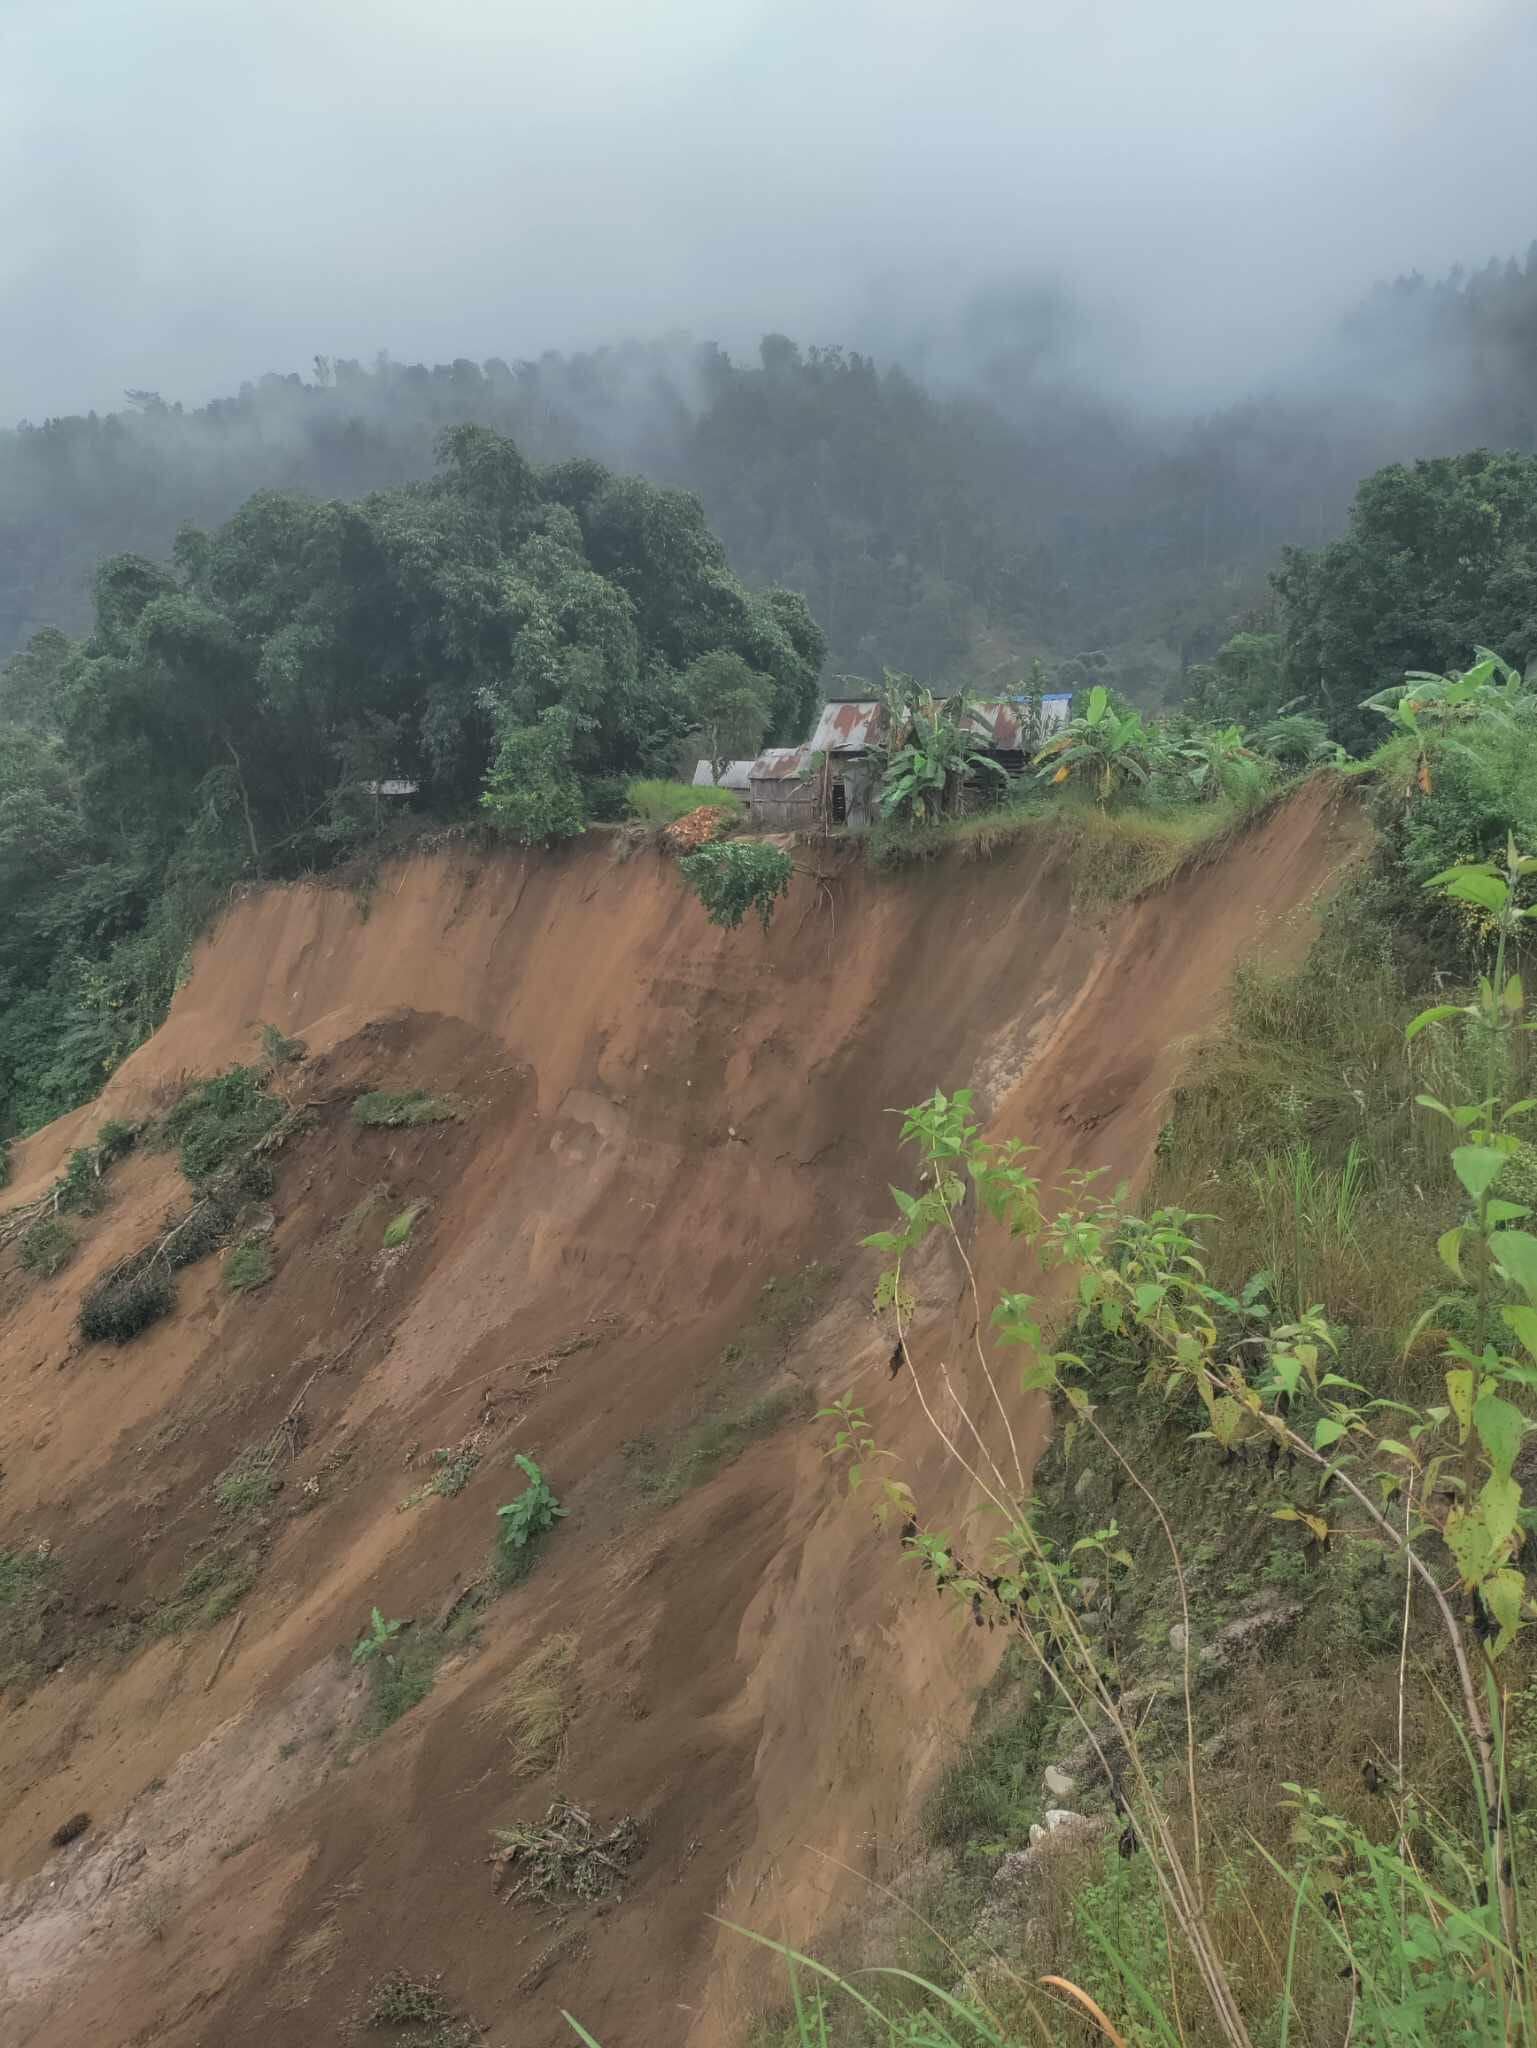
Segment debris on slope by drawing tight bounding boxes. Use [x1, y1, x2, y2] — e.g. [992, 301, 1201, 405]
[663, 804, 731, 852]
[489, 1799, 644, 1903]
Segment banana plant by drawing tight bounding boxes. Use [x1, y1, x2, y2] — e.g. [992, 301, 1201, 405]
[1173, 722, 1258, 800]
[1033, 683, 1158, 804]
[1362, 647, 1527, 793]
[877, 689, 1006, 823]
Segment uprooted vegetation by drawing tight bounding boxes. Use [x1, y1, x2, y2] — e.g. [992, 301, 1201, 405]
[352, 1090, 467, 1130]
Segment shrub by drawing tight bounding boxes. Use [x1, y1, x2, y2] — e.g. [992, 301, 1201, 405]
[352, 1090, 463, 1129]
[56, 1146, 106, 1215]
[258, 1022, 306, 1068]
[494, 1455, 565, 1585]
[154, 1067, 284, 1183]
[677, 839, 793, 932]
[79, 1257, 175, 1343]
[19, 1218, 75, 1277]
[626, 779, 742, 825]
[94, 1118, 139, 1167]
[224, 1239, 273, 1293]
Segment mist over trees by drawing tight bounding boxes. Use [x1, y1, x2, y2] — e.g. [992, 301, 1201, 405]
[8, 250, 1537, 692]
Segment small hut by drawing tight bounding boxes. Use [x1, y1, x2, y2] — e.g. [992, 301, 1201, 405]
[747, 746, 817, 830]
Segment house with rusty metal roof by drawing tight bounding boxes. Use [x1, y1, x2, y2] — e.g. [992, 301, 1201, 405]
[756, 693, 1072, 830]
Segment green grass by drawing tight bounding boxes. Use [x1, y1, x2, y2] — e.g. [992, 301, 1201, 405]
[625, 778, 743, 825]
[633, 1385, 810, 1507]
[382, 1202, 425, 1248]
[0, 1546, 56, 1690]
[352, 1090, 465, 1129]
[865, 786, 1278, 903]
[224, 1238, 274, 1292]
[151, 1066, 285, 1183]
[213, 1449, 279, 1515]
[150, 1542, 262, 1635]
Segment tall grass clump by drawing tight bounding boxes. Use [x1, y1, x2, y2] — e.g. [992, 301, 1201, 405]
[626, 779, 743, 825]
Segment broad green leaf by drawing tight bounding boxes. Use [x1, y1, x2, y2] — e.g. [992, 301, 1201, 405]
[1452, 1145, 1508, 1203]
[1437, 1226, 1465, 1279]
[1485, 1201, 1530, 1227]
[1314, 1417, 1348, 1450]
[1480, 1568, 1525, 1656]
[1473, 1393, 1526, 1480]
[1477, 1472, 1522, 1556]
[1406, 1008, 1464, 1043]
[1209, 1395, 1242, 1448]
[1444, 1507, 1493, 1587]
[1376, 1438, 1421, 1466]
[1493, 1229, 1537, 1306]
[1439, 870, 1510, 914]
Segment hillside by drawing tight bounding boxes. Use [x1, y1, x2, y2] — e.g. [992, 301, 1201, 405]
[0, 784, 1363, 2047]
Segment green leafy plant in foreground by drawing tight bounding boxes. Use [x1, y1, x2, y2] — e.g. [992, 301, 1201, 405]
[351, 1607, 406, 1666]
[808, 854, 1537, 2047]
[677, 839, 793, 932]
[495, 1455, 566, 1583]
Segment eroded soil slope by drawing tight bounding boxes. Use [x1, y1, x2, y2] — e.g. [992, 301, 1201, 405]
[0, 786, 1362, 2048]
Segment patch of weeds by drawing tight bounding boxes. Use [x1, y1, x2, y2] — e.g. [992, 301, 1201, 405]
[0, 1545, 56, 1689]
[636, 1384, 810, 1507]
[399, 1438, 482, 1511]
[474, 1631, 578, 1779]
[277, 1737, 302, 1760]
[225, 1237, 274, 1292]
[363, 1630, 444, 1735]
[95, 1118, 139, 1167]
[213, 1449, 280, 1516]
[352, 1090, 465, 1130]
[362, 1971, 479, 2044]
[337, 1182, 391, 1251]
[19, 1217, 75, 1277]
[79, 1256, 175, 1344]
[382, 1202, 425, 1249]
[150, 1542, 262, 1635]
[152, 1066, 284, 1183]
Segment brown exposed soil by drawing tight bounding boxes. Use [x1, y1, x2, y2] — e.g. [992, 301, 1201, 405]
[0, 783, 1365, 2047]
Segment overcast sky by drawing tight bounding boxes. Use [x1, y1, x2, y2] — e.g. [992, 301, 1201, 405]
[3, 0, 1536, 421]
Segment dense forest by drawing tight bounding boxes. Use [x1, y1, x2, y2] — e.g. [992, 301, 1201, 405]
[7, 249, 1537, 691]
[0, 427, 822, 1134]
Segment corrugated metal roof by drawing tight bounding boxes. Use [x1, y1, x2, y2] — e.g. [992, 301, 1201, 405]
[805, 694, 1072, 756]
[748, 745, 811, 782]
[808, 701, 884, 754]
[693, 759, 754, 791]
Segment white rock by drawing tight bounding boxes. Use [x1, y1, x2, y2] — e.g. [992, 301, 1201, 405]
[1042, 1765, 1078, 1800]
[1169, 1622, 1189, 1654]
[1043, 1807, 1080, 1832]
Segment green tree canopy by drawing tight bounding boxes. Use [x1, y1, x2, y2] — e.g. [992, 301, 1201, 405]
[1274, 451, 1537, 751]
[0, 427, 826, 1135]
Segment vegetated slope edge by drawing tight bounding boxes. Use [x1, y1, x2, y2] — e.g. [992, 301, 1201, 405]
[0, 780, 1363, 2048]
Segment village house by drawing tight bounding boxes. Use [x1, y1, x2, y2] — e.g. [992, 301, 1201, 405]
[744, 694, 1071, 832]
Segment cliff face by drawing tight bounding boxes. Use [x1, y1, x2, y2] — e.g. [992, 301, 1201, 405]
[0, 785, 1362, 2048]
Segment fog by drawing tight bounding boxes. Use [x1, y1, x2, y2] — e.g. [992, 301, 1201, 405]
[3, 0, 1536, 421]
